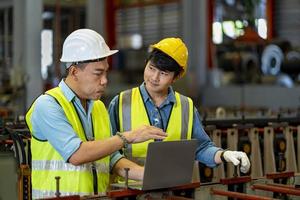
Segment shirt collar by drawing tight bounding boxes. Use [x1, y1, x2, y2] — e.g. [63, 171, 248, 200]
[58, 79, 93, 104]
[58, 79, 76, 102]
[139, 82, 176, 106]
[58, 79, 94, 115]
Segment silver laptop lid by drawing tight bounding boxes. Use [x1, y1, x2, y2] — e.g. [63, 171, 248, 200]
[142, 139, 198, 190]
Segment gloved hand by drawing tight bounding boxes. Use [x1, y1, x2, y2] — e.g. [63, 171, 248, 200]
[221, 150, 251, 173]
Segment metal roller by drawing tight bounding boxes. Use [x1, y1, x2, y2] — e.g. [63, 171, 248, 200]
[282, 51, 300, 74]
[261, 44, 284, 75]
[276, 73, 294, 88]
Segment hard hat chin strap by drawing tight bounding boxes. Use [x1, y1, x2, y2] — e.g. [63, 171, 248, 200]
[65, 62, 73, 69]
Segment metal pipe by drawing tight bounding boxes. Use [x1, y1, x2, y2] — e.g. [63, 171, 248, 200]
[265, 171, 294, 179]
[211, 188, 274, 200]
[251, 183, 300, 196]
[124, 168, 130, 189]
[267, 183, 298, 189]
[55, 176, 61, 197]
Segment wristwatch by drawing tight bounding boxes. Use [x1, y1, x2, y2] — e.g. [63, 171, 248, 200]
[116, 132, 129, 148]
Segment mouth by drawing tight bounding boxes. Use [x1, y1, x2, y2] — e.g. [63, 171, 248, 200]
[149, 81, 159, 87]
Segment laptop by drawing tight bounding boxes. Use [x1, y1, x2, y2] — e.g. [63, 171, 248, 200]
[111, 139, 198, 191]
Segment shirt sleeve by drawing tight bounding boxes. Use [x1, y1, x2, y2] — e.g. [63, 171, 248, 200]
[31, 94, 82, 161]
[109, 150, 125, 172]
[108, 95, 120, 136]
[192, 107, 222, 168]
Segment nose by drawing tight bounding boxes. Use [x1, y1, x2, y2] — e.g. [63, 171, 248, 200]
[101, 74, 108, 86]
[152, 71, 160, 81]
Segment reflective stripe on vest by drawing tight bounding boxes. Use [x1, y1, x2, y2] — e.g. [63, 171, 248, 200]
[31, 160, 109, 173]
[26, 87, 111, 199]
[119, 87, 193, 165]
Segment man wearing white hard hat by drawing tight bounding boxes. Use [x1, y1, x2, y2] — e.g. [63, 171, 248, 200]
[26, 29, 166, 199]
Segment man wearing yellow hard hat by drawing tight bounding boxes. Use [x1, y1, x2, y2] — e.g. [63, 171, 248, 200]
[108, 38, 251, 173]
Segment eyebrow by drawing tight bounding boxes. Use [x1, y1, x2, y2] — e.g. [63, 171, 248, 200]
[149, 63, 156, 68]
[93, 68, 106, 73]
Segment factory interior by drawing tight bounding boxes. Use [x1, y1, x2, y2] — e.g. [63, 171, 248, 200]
[1, 0, 300, 199]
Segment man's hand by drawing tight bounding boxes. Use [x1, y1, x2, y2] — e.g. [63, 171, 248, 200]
[113, 158, 145, 180]
[123, 125, 167, 144]
[222, 151, 251, 173]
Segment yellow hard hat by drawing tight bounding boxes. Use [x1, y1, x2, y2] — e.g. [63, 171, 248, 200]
[150, 38, 188, 78]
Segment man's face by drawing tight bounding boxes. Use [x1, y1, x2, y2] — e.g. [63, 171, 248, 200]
[74, 59, 109, 100]
[144, 61, 175, 95]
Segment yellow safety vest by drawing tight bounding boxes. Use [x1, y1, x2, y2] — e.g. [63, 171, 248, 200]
[26, 87, 111, 199]
[119, 87, 193, 165]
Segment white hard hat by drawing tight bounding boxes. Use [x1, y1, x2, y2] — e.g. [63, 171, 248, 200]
[60, 29, 118, 64]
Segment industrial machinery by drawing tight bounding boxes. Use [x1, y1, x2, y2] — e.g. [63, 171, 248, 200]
[217, 39, 300, 87]
[0, 117, 31, 200]
[2, 110, 300, 200]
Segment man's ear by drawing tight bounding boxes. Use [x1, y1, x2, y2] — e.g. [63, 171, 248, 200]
[68, 65, 78, 79]
[172, 74, 180, 82]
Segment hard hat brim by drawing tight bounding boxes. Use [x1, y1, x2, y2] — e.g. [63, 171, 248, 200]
[60, 49, 119, 63]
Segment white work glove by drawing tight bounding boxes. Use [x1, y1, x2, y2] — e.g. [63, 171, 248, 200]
[221, 150, 251, 173]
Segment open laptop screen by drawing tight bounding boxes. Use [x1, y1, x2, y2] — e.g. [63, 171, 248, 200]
[141, 139, 198, 190]
[112, 139, 198, 191]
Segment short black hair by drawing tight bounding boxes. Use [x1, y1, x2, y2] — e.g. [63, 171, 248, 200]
[65, 62, 88, 76]
[147, 49, 182, 78]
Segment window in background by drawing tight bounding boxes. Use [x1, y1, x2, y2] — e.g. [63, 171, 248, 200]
[116, 1, 182, 48]
[42, 0, 86, 89]
[257, 18, 267, 39]
[41, 29, 53, 80]
[213, 0, 267, 44]
[213, 22, 223, 44]
[113, 0, 182, 79]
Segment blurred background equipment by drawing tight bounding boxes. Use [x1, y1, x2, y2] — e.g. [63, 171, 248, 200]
[261, 44, 283, 76]
[0, 116, 31, 200]
[0, 0, 300, 199]
[0, 0, 299, 111]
